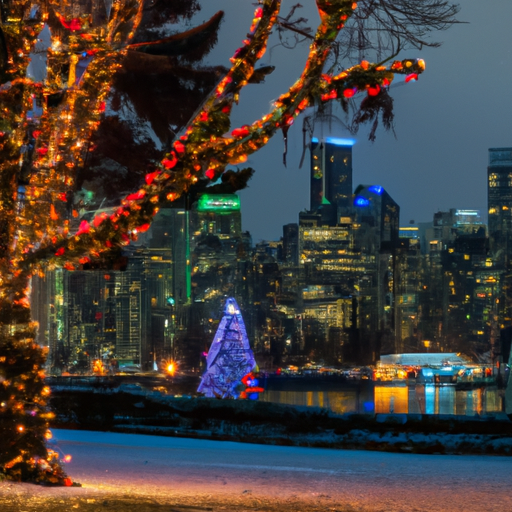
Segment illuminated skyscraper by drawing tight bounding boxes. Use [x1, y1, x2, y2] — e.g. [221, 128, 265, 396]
[352, 185, 400, 354]
[192, 194, 242, 246]
[310, 136, 354, 225]
[352, 185, 400, 248]
[488, 147, 512, 265]
[486, 148, 512, 361]
[190, 193, 242, 297]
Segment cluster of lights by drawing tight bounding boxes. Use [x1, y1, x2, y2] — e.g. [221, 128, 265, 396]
[8, 0, 425, 281]
[239, 372, 264, 400]
[0, 0, 147, 485]
[165, 361, 177, 377]
[0, 337, 73, 483]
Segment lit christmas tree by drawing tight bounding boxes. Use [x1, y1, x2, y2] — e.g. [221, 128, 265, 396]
[0, 0, 458, 482]
[197, 298, 256, 399]
[0, 0, 223, 484]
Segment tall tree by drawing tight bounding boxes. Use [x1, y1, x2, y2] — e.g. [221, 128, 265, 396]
[0, 0, 225, 484]
[0, 0, 458, 483]
[77, 9, 227, 208]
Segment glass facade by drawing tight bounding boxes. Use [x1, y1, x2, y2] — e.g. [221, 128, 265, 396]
[310, 138, 353, 224]
[488, 148, 512, 266]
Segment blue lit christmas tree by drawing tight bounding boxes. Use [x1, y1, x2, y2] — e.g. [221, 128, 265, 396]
[197, 298, 256, 399]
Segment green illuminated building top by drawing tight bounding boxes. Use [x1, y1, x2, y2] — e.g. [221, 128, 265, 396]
[197, 194, 240, 212]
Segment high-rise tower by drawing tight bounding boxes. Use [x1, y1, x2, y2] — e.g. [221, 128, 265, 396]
[310, 136, 354, 225]
[488, 147, 512, 265]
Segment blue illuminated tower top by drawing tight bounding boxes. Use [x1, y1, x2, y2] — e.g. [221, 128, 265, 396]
[310, 136, 355, 225]
[353, 184, 400, 246]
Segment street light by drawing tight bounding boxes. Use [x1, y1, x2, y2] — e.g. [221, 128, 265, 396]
[164, 360, 177, 377]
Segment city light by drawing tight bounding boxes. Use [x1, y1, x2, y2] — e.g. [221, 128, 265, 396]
[354, 196, 370, 207]
[165, 361, 177, 377]
[197, 194, 241, 212]
[368, 185, 384, 195]
[311, 136, 356, 146]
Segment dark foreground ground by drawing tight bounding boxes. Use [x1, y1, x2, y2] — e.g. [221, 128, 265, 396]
[0, 492, 340, 512]
[0, 492, 354, 512]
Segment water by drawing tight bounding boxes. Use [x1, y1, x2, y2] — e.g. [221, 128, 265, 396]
[260, 383, 504, 416]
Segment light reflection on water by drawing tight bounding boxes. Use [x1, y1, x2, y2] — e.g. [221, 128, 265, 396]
[260, 385, 504, 416]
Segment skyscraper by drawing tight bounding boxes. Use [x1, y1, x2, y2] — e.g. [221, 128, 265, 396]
[282, 223, 298, 265]
[310, 136, 354, 225]
[352, 185, 400, 354]
[190, 193, 243, 302]
[352, 184, 400, 249]
[488, 147, 512, 265]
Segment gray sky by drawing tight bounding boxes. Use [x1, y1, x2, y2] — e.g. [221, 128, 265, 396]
[193, 1, 512, 242]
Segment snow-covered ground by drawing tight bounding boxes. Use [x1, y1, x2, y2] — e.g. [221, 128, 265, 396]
[1, 429, 511, 512]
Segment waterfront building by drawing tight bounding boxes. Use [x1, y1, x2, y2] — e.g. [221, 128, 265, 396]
[190, 194, 242, 296]
[394, 234, 421, 353]
[179, 194, 246, 368]
[298, 215, 360, 285]
[487, 148, 512, 348]
[415, 205, 494, 356]
[113, 250, 147, 366]
[441, 231, 491, 354]
[352, 185, 400, 349]
[31, 269, 66, 367]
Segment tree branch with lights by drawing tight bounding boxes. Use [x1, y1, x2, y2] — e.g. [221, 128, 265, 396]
[0, 0, 454, 483]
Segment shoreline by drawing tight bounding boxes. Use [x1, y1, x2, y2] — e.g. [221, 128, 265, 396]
[48, 392, 512, 456]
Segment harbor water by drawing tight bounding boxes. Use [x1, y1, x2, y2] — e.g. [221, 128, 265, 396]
[260, 379, 504, 416]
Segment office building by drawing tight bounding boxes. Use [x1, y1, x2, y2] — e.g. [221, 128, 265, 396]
[190, 194, 243, 303]
[310, 136, 354, 225]
[394, 234, 421, 353]
[488, 148, 512, 265]
[282, 223, 298, 265]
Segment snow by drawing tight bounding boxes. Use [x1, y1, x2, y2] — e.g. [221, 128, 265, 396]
[1, 429, 510, 512]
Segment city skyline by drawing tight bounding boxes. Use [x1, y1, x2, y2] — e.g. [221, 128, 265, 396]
[195, 0, 512, 242]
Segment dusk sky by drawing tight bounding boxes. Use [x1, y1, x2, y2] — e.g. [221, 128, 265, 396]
[193, 1, 512, 242]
